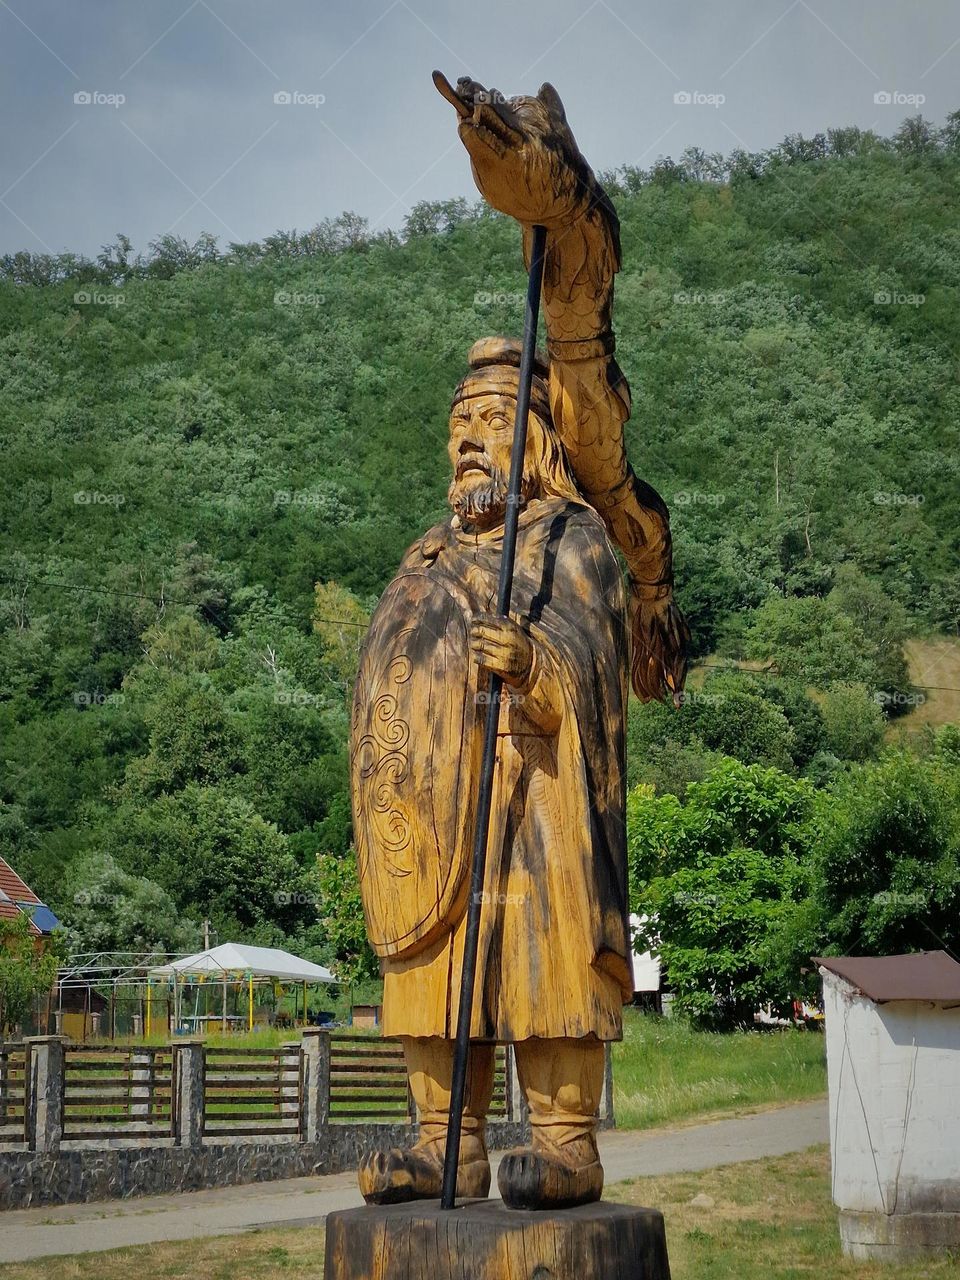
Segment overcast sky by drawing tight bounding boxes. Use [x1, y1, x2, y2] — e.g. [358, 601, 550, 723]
[1, 0, 957, 257]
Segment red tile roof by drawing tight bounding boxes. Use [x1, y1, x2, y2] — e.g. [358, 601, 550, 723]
[0, 857, 41, 905]
[0, 856, 43, 935]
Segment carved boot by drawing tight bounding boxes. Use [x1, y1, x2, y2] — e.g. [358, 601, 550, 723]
[498, 1130, 603, 1210]
[498, 1034, 605, 1210]
[357, 1036, 494, 1204]
[358, 1124, 491, 1204]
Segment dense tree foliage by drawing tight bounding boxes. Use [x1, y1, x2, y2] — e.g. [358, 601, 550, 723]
[630, 739, 960, 1027]
[1, 113, 958, 990]
[630, 761, 813, 1027]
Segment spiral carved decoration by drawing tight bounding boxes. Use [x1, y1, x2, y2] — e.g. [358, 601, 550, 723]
[354, 654, 414, 878]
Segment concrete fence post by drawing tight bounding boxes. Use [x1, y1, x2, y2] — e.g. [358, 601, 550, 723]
[505, 1044, 527, 1125]
[602, 1043, 616, 1127]
[172, 1040, 204, 1148]
[300, 1028, 330, 1142]
[25, 1035, 66, 1153]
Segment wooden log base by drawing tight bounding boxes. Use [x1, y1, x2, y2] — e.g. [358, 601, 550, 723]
[324, 1197, 672, 1280]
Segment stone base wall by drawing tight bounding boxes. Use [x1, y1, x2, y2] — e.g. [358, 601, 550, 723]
[0, 1121, 530, 1211]
[840, 1209, 960, 1262]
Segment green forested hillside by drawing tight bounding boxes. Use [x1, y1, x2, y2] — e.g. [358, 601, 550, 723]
[2, 116, 959, 997]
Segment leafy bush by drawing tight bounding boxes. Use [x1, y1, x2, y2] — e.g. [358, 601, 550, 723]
[630, 759, 813, 1027]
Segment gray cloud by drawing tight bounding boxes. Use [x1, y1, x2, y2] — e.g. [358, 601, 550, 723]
[1, 0, 957, 255]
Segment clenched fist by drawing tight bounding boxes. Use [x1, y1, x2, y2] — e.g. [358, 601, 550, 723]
[470, 614, 534, 687]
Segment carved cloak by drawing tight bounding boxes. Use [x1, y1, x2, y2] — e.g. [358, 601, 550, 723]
[351, 496, 632, 1042]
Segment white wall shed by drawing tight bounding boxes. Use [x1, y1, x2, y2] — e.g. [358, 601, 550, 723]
[817, 950, 960, 1263]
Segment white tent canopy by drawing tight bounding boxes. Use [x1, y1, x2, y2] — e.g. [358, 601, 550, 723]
[148, 942, 335, 984]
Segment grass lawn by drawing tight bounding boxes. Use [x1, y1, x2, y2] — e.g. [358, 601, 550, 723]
[612, 1008, 827, 1128]
[4, 1148, 955, 1280]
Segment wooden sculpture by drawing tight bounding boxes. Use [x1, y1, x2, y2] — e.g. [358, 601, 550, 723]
[349, 72, 688, 1215]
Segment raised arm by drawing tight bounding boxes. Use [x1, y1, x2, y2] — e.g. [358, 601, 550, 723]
[434, 71, 689, 702]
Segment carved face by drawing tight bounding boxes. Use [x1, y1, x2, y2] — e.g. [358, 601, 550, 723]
[447, 393, 541, 530]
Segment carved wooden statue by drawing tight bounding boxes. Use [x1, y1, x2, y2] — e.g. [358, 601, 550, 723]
[350, 73, 688, 1214]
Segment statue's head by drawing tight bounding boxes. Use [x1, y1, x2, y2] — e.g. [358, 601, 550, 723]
[447, 338, 580, 530]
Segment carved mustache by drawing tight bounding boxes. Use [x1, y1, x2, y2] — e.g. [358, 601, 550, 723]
[455, 452, 493, 479]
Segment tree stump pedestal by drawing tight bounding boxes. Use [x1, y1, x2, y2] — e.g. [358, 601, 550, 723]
[324, 1198, 672, 1280]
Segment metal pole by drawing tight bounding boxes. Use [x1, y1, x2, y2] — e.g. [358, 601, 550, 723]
[440, 222, 548, 1210]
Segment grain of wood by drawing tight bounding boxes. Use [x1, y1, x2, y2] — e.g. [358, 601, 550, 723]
[324, 1200, 671, 1280]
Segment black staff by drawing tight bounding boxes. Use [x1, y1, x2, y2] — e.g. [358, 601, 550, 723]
[440, 222, 549, 1210]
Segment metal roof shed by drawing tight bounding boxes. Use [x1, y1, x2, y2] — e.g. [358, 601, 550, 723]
[816, 950, 960, 1263]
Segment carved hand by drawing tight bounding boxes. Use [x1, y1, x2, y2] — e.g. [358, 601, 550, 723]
[436, 69, 690, 705]
[470, 614, 534, 687]
[433, 71, 590, 230]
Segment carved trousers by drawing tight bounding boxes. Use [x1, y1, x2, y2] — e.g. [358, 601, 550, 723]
[402, 1035, 605, 1149]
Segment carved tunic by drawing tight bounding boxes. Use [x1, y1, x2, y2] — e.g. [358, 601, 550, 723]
[352, 496, 633, 1042]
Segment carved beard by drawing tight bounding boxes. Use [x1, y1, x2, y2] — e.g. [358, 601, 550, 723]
[448, 464, 537, 529]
